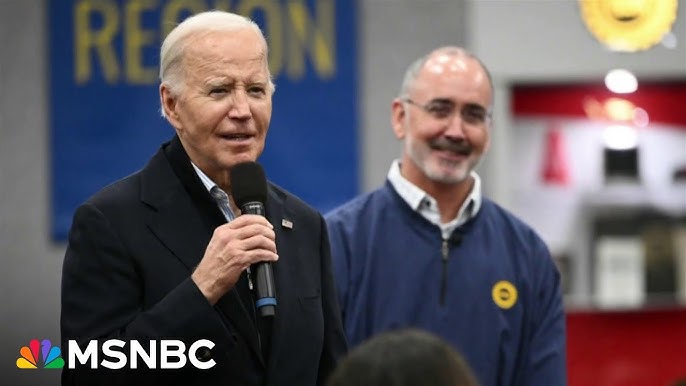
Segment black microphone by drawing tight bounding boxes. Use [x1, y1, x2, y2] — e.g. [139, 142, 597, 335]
[231, 161, 276, 318]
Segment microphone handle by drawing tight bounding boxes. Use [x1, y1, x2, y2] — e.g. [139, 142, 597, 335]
[241, 201, 276, 317]
[253, 262, 276, 317]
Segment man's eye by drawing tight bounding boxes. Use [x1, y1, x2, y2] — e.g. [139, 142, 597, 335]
[463, 108, 487, 123]
[248, 86, 266, 96]
[427, 104, 453, 118]
[209, 88, 227, 95]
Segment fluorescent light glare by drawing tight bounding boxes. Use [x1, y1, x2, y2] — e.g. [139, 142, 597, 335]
[605, 98, 636, 121]
[632, 107, 649, 127]
[603, 124, 638, 150]
[605, 69, 638, 94]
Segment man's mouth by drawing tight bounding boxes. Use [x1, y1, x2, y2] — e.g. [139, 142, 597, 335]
[220, 133, 253, 141]
[429, 143, 471, 156]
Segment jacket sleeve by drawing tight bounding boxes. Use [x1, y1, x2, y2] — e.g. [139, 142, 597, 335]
[316, 215, 348, 385]
[323, 212, 351, 324]
[520, 241, 568, 386]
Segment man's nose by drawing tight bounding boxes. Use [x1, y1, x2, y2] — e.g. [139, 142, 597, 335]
[443, 112, 466, 139]
[229, 90, 251, 119]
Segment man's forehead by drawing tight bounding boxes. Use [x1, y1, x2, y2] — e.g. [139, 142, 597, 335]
[183, 32, 268, 70]
[188, 31, 265, 55]
[423, 53, 479, 77]
[414, 54, 489, 92]
[188, 50, 267, 67]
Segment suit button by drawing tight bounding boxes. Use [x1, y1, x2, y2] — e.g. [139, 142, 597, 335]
[196, 347, 212, 361]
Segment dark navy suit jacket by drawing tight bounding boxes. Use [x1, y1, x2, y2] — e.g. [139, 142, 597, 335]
[61, 136, 347, 385]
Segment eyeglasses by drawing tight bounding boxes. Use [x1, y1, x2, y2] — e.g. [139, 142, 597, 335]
[403, 98, 491, 126]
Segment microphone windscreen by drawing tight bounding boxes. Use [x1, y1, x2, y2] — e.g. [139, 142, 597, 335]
[231, 162, 268, 207]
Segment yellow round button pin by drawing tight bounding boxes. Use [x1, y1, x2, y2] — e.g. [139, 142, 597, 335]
[579, 0, 678, 52]
[492, 280, 518, 310]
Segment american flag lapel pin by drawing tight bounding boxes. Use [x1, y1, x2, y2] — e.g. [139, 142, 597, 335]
[281, 219, 293, 229]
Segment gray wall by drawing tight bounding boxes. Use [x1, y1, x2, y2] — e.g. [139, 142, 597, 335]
[1, 1, 62, 385]
[1, 1, 684, 385]
[471, 0, 686, 80]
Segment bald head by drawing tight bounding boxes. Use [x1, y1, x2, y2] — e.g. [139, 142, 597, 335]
[399, 46, 493, 105]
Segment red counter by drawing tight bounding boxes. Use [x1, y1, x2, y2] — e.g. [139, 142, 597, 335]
[567, 307, 686, 386]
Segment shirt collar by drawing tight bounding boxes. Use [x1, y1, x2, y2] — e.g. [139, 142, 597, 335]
[191, 162, 236, 221]
[191, 162, 219, 194]
[387, 159, 482, 230]
[387, 159, 427, 211]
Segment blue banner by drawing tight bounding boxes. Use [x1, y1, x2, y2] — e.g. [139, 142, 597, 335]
[49, 0, 358, 240]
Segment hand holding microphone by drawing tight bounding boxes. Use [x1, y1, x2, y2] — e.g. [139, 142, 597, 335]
[231, 162, 277, 318]
[191, 162, 278, 313]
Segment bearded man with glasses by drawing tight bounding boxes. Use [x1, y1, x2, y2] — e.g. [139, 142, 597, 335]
[325, 46, 567, 386]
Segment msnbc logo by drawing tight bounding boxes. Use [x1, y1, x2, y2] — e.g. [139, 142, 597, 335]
[16, 339, 65, 369]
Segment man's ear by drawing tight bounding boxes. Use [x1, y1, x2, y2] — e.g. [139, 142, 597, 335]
[391, 99, 406, 139]
[160, 84, 181, 129]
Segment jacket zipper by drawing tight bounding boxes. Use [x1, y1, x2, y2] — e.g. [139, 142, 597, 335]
[440, 239, 449, 306]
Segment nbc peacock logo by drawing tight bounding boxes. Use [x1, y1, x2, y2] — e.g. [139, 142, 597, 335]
[16, 339, 65, 369]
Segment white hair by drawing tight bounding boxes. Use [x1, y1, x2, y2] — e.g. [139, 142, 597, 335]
[159, 11, 273, 117]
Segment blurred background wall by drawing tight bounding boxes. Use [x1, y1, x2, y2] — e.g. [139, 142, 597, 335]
[1, 1, 685, 385]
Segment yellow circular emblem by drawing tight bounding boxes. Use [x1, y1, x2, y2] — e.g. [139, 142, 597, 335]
[492, 281, 518, 310]
[579, 0, 678, 52]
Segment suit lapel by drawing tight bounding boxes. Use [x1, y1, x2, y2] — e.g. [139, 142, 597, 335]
[140, 136, 263, 364]
[263, 186, 290, 361]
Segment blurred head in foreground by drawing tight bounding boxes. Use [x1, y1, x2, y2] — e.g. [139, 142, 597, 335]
[327, 329, 480, 386]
